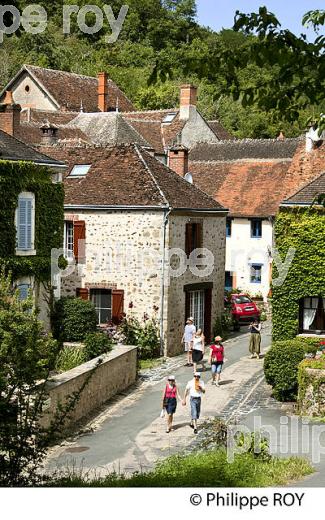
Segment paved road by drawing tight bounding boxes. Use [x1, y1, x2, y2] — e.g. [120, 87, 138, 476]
[47, 325, 272, 473]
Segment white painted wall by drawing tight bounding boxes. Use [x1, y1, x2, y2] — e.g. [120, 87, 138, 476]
[11, 71, 57, 112]
[225, 218, 273, 300]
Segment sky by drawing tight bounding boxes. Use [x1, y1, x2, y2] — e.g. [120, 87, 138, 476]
[196, 0, 324, 38]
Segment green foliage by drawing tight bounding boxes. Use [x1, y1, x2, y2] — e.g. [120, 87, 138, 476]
[0, 161, 64, 281]
[50, 449, 313, 487]
[84, 332, 113, 360]
[213, 308, 233, 339]
[52, 297, 98, 342]
[272, 208, 325, 341]
[118, 312, 160, 359]
[264, 338, 322, 401]
[55, 345, 87, 373]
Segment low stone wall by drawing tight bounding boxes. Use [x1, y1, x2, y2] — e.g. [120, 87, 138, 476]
[42, 345, 137, 431]
[298, 367, 325, 417]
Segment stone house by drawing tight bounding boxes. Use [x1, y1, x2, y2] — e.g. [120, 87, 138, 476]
[0, 98, 65, 327]
[187, 135, 325, 301]
[273, 172, 325, 339]
[38, 143, 227, 356]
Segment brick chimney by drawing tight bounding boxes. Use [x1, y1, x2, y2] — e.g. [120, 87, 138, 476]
[179, 84, 197, 120]
[168, 143, 189, 177]
[40, 121, 59, 145]
[98, 72, 108, 112]
[0, 91, 21, 136]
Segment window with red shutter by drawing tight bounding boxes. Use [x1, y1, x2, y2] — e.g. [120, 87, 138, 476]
[185, 223, 203, 256]
[73, 221, 86, 264]
[77, 288, 89, 300]
[112, 290, 124, 324]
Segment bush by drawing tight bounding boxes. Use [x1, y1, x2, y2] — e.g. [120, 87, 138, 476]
[264, 337, 322, 401]
[118, 313, 160, 360]
[55, 345, 87, 373]
[213, 309, 233, 339]
[52, 297, 97, 342]
[84, 332, 113, 360]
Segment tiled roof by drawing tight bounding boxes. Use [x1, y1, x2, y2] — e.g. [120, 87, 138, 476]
[39, 143, 226, 210]
[0, 129, 64, 166]
[207, 121, 233, 140]
[15, 65, 135, 113]
[283, 172, 325, 205]
[189, 141, 325, 217]
[190, 138, 301, 162]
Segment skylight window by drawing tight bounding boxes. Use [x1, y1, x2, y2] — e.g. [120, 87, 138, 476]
[69, 164, 91, 177]
[163, 113, 177, 124]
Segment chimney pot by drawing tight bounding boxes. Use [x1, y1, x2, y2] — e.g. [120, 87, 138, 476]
[98, 72, 109, 112]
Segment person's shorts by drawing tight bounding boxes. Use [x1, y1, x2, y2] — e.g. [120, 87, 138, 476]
[211, 362, 223, 374]
[165, 397, 177, 415]
[184, 342, 192, 352]
[190, 396, 201, 419]
[192, 349, 203, 363]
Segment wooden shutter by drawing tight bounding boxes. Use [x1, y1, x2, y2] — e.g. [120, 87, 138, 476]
[185, 223, 192, 257]
[196, 223, 203, 249]
[77, 288, 89, 300]
[18, 198, 32, 250]
[204, 288, 212, 343]
[112, 289, 124, 324]
[73, 220, 86, 264]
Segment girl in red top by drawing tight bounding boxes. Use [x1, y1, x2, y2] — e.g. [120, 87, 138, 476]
[208, 336, 225, 386]
[161, 375, 182, 433]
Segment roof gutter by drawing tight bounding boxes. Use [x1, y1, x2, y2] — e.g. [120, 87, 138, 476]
[280, 202, 312, 207]
[64, 204, 169, 211]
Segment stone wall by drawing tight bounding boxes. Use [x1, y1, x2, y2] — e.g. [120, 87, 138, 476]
[298, 367, 325, 417]
[42, 345, 137, 431]
[165, 213, 226, 356]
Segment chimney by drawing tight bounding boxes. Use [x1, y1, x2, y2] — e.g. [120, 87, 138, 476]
[179, 84, 197, 120]
[98, 72, 108, 112]
[277, 131, 285, 140]
[40, 121, 59, 145]
[168, 143, 189, 177]
[0, 91, 21, 136]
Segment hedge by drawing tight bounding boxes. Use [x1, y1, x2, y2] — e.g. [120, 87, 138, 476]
[264, 337, 322, 401]
[52, 297, 97, 342]
[272, 207, 325, 341]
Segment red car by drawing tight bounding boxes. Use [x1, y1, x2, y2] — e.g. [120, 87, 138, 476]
[229, 294, 261, 330]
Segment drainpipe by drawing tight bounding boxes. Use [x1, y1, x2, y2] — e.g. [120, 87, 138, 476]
[160, 207, 171, 357]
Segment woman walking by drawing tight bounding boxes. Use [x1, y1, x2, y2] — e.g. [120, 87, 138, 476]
[249, 319, 262, 358]
[192, 328, 205, 373]
[208, 336, 224, 386]
[161, 375, 182, 433]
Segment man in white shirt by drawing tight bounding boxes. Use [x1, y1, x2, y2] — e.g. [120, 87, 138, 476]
[182, 372, 205, 434]
[182, 317, 196, 366]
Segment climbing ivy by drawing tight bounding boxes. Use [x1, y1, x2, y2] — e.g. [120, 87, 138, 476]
[0, 160, 64, 281]
[272, 207, 325, 341]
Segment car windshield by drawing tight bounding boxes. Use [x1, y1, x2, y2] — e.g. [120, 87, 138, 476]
[234, 296, 252, 304]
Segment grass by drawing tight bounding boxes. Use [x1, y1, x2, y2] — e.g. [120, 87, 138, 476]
[139, 357, 164, 370]
[48, 448, 313, 487]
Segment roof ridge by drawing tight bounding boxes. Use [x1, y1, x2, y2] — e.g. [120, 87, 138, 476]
[134, 145, 169, 207]
[124, 108, 179, 115]
[25, 64, 97, 81]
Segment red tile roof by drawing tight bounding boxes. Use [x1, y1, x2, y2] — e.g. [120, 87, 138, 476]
[38, 143, 226, 211]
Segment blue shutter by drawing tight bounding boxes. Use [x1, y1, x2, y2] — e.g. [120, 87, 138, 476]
[18, 197, 33, 250]
[18, 284, 30, 301]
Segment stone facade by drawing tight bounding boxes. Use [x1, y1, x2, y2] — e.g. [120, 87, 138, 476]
[298, 367, 325, 417]
[61, 209, 226, 356]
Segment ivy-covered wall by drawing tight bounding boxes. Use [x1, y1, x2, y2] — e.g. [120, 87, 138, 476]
[272, 207, 325, 341]
[0, 160, 64, 281]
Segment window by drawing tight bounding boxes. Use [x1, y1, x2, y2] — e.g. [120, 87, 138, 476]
[17, 284, 31, 301]
[225, 271, 233, 291]
[16, 192, 35, 253]
[250, 264, 262, 284]
[162, 113, 177, 124]
[189, 290, 205, 330]
[90, 289, 112, 325]
[64, 221, 74, 258]
[226, 218, 232, 238]
[69, 164, 91, 177]
[300, 297, 325, 333]
[251, 219, 262, 238]
[185, 223, 203, 256]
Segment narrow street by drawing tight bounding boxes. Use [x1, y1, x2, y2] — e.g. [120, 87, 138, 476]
[47, 325, 272, 477]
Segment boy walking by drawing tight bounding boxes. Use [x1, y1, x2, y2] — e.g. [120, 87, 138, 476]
[182, 372, 205, 434]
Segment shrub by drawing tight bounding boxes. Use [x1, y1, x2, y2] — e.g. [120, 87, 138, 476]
[213, 309, 233, 339]
[84, 332, 113, 360]
[118, 313, 160, 360]
[264, 337, 322, 401]
[55, 345, 87, 373]
[52, 297, 97, 342]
